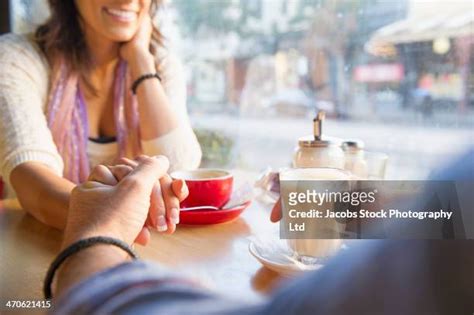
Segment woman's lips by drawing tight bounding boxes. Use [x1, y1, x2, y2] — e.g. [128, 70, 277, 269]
[104, 7, 138, 22]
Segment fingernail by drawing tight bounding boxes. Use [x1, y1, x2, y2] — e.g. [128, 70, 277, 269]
[157, 215, 168, 232]
[170, 208, 180, 224]
[180, 179, 187, 194]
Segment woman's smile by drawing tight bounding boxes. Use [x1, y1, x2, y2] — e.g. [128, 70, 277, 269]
[73, 0, 150, 42]
[103, 7, 138, 23]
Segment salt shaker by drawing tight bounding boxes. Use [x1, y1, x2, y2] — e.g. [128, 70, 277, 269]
[342, 139, 368, 178]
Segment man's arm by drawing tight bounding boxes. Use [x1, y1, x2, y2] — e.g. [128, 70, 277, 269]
[263, 240, 474, 315]
[49, 157, 261, 315]
[50, 156, 180, 295]
[55, 245, 129, 295]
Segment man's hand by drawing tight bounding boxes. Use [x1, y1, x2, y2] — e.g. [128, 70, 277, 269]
[115, 157, 188, 236]
[63, 155, 187, 248]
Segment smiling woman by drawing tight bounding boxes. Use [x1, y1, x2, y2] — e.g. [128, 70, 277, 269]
[0, 0, 201, 233]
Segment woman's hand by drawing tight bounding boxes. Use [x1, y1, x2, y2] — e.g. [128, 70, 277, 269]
[119, 14, 153, 65]
[270, 198, 282, 222]
[63, 155, 188, 248]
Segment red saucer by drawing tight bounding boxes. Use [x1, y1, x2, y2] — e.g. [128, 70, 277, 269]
[179, 201, 251, 225]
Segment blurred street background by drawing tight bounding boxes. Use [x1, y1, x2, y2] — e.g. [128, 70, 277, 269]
[9, 0, 474, 179]
[191, 113, 473, 179]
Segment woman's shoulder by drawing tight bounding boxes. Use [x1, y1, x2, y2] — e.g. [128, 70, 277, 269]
[0, 33, 49, 68]
[1, 33, 36, 54]
[0, 33, 50, 102]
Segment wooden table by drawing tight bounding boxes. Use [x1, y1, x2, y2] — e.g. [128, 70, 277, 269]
[0, 173, 287, 311]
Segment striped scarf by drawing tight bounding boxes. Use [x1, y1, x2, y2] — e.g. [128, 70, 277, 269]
[46, 59, 142, 183]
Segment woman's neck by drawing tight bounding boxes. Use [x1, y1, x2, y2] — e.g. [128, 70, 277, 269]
[81, 27, 120, 94]
[83, 27, 119, 69]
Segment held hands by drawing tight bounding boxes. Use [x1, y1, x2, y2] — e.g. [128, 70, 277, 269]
[63, 155, 188, 249]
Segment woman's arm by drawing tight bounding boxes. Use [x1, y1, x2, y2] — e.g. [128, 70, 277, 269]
[129, 51, 179, 139]
[120, 15, 178, 140]
[131, 51, 202, 171]
[0, 34, 69, 229]
[10, 162, 74, 229]
[120, 16, 202, 171]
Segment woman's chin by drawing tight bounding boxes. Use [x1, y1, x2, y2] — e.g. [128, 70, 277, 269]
[104, 30, 136, 43]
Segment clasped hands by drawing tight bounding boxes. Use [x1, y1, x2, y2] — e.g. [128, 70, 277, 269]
[63, 154, 284, 250]
[63, 155, 188, 249]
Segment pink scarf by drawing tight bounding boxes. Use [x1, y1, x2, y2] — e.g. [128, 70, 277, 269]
[46, 59, 142, 184]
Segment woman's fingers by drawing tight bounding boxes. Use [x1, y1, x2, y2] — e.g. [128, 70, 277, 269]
[171, 179, 189, 202]
[160, 174, 180, 232]
[107, 165, 134, 182]
[135, 227, 151, 246]
[117, 157, 138, 168]
[88, 165, 118, 185]
[270, 198, 283, 222]
[150, 180, 168, 232]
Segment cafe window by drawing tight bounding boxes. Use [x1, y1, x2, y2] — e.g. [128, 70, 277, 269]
[7, 0, 474, 180]
[9, 0, 49, 33]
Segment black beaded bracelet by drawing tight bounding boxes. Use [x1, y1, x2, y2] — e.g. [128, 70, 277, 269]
[43, 236, 138, 299]
[131, 73, 161, 94]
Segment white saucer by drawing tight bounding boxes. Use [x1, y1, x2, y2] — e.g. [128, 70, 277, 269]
[248, 238, 324, 276]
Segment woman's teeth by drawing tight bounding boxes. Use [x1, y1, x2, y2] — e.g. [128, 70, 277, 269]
[105, 8, 137, 21]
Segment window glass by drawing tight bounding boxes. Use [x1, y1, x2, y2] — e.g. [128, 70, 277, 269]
[9, 0, 474, 180]
[170, 0, 474, 179]
[10, 0, 49, 33]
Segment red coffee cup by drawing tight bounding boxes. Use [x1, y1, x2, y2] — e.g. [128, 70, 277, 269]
[171, 169, 233, 209]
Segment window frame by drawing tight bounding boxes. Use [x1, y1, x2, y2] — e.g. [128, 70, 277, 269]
[0, 0, 11, 34]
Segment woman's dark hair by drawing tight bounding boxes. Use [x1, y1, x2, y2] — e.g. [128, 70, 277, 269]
[35, 0, 163, 77]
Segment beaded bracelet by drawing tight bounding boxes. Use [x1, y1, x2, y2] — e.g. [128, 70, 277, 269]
[131, 73, 162, 94]
[43, 236, 138, 299]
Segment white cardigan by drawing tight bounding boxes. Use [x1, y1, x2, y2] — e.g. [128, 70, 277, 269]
[0, 33, 201, 193]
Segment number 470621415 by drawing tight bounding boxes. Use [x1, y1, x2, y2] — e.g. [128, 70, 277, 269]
[5, 300, 51, 309]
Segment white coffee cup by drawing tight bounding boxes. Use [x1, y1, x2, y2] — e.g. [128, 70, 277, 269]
[280, 168, 351, 264]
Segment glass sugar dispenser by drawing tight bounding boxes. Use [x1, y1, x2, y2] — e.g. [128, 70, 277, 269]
[293, 111, 345, 169]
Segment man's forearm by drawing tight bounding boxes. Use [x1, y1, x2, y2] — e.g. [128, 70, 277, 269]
[55, 244, 129, 296]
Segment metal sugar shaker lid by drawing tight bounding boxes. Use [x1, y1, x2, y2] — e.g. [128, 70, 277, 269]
[298, 111, 342, 147]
